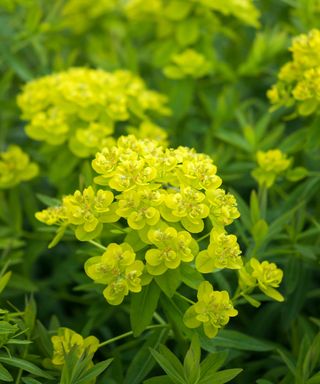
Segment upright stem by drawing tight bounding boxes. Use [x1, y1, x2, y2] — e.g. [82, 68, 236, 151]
[98, 324, 168, 348]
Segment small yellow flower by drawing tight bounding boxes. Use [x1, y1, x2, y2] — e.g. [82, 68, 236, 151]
[51, 327, 99, 366]
[252, 149, 291, 188]
[0, 146, 38, 189]
[183, 281, 238, 338]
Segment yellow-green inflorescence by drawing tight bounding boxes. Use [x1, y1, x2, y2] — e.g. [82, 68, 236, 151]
[252, 149, 291, 188]
[239, 258, 284, 302]
[0, 145, 39, 189]
[51, 327, 99, 366]
[183, 281, 238, 338]
[267, 29, 320, 116]
[17, 68, 170, 158]
[36, 135, 284, 337]
[125, 0, 260, 79]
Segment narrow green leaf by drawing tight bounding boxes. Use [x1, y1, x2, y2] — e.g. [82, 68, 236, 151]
[150, 346, 185, 384]
[130, 281, 161, 337]
[0, 362, 13, 382]
[0, 356, 53, 379]
[76, 358, 113, 384]
[198, 368, 243, 384]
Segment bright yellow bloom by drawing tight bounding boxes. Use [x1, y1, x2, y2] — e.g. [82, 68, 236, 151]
[239, 258, 284, 302]
[252, 149, 291, 188]
[268, 29, 320, 116]
[51, 327, 99, 366]
[85, 242, 145, 305]
[17, 68, 169, 157]
[0, 146, 38, 189]
[196, 230, 242, 273]
[183, 281, 238, 338]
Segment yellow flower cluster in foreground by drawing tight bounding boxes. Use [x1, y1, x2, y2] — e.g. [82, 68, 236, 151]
[268, 29, 320, 116]
[17, 68, 169, 157]
[0, 146, 38, 189]
[36, 135, 284, 337]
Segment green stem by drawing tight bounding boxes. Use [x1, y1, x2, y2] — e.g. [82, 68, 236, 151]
[197, 232, 210, 243]
[174, 292, 195, 305]
[258, 185, 268, 220]
[88, 240, 107, 251]
[98, 324, 168, 348]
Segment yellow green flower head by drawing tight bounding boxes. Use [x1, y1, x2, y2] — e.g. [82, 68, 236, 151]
[37, 134, 240, 305]
[36, 186, 118, 241]
[268, 29, 320, 115]
[61, 0, 117, 34]
[145, 223, 197, 275]
[206, 188, 240, 228]
[17, 68, 170, 157]
[183, 281, 238, 338]
[84, 242, 145, 305]
[196, 229, 242, 273]
[239, 258, 284, 302]
[127, 121, 169, 147]
[252, 149, 291, 188]
[0, 145, 38, 189]
[164, 49, 212, 79]
[51, 327, 99, 366]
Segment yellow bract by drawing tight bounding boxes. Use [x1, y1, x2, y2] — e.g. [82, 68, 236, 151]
[252, 149, 291, 188]
[51, 327, 99, 366]
[0, 146, 38, 189]
[36, 135, 241, 306]
[17, 68, 169, 157]
[239, 258, 284, 302]
[268, 29, 320, 116]
[183, 281, 238, 338]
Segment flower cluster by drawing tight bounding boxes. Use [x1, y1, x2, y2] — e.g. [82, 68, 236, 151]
[51, 327, 99, 366]
[36, 186, 118, 241]
[183, 281, 238, 338]
[36, 135, 241, 325]
[17, 68, 169, 157]
[125, 0, 260, 79]
[60, 0, 117, 34]
[0, 146, 39, 189]
[85, 243, 148, 305]
[163, 49, 212, 79]
[239, 258, 284, 302]
[196, 229, 242, 273]
[252, 149, 291, 188]
[267, 29, 320, 116]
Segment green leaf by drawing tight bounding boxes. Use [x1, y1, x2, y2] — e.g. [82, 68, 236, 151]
[306, 372, 320, 384]
[144, 376, 175, 384]
[250, 190, 260, 224]
[0, 271, 12, 295]
[48, 225, 67, 249]
[125, 329, 168, 384]
[0, 363, 13, 382]
[0, 356, 53, 379]
[198, 368, 243, 384]
[251, 219, 269, 247]
[76, 358, 113, 384]
[180, 264, 204, 290]
[150, 346, 185, 384]
[199, 352, 228, 378]
[183, 334, 201, 384]
[201, 330, 275, 352]
[130, 281, 161, 337]
[155, 269, 181, 298]
[176, 19, 199, 46]
[286, 167, 309, 182]
[21, 378, 43, 384]
[36, 194, 61, 207]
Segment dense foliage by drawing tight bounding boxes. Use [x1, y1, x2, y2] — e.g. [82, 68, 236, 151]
[0, 0, 319, 383]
